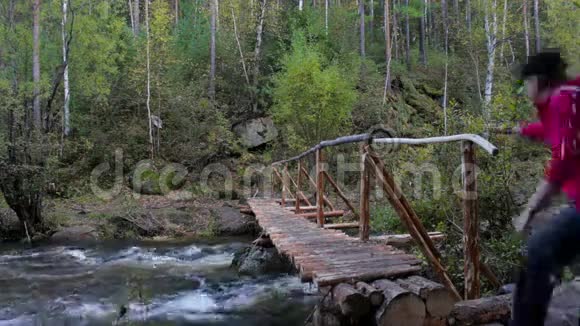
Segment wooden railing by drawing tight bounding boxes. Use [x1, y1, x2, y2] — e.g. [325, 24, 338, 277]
[270, 131, 500, 301]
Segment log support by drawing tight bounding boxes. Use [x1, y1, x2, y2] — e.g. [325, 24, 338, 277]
[462, 140, 480, 299]
[359, 151, 371, 241]
[316, 149, 325, 227]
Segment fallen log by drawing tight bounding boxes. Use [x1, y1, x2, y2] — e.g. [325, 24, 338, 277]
[355, 282, 384, 307]
[323, 222, 359, 230]
[448, 294, 511, 326]
[333, 283, 371, 318]
[373, 279, 426, 326]
[396, 276, 457, 318]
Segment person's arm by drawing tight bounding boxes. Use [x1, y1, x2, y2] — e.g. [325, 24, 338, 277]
[519, 121, 545, 141]
[514, 180, 561, 233]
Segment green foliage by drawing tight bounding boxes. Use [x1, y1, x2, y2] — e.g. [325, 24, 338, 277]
[271, 33, 357, 149]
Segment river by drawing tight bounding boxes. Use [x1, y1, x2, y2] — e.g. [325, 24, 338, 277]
[0, 238, 319, 325]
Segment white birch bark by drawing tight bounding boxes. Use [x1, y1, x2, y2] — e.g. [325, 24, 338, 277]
[134, 0, 140, 35]
[499, 0, 507, 64]
[33, 0, 41, 129]
[484, 0, 498, 113]
[533, 0, 540, 53]
[325, 0, 329, 34]
[382, 0, 392, 104]
[252, 0, 267, 112]
[299, 0, 303, 11]
[230, 4, 250, 86]
[62, 0, 70, 137]
[209, 0, 216, 101]
[523, 0, 530, 57]
[145, 0, 153, 158]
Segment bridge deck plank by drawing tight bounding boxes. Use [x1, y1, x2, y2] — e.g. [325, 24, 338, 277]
[247, 198, 421, 287]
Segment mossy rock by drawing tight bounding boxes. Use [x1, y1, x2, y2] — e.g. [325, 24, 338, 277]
[422, 84, 444, 98]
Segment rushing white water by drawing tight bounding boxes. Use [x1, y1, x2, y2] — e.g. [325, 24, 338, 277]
[0, 239, 319, 325]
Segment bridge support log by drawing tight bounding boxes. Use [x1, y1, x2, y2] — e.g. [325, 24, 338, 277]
[333, 283, 371, 318]
[355, 281, 385, 307]
[359, 152, 371, 241]
[364, 147, 461, 301]
[373, 279, 426, 326]
[316, 149, 325, 227]
[396, 276, 457, 319]
[448, 294, 511, 325]
[462, 140, 481, 299]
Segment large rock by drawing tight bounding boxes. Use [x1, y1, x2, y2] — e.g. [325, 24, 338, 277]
[212, 205, 259, 236]
[233, 117, 278, 148]
[0, 208, 21, 241]
[51, 225, 99, 242]
[232, 246, 293, 276]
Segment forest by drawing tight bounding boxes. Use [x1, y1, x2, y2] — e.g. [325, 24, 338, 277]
[0, 0, 579, 300]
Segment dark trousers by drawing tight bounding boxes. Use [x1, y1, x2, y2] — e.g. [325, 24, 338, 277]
[512, 206, 580, 326]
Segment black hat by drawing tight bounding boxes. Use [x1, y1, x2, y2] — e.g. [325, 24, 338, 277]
[517, 49, 568, 80]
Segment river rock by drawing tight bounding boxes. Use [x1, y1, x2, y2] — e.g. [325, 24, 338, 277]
[0, 208, 21, 241]
[212, 205, 259, 236]
[51, 225, 99, 242]
[232, 246, 293, 276]
[233, 117, 278, 148]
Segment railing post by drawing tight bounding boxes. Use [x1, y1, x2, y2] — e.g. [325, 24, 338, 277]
[462, 140, 480, 299]
[296, 160, 302, 214]
[316, 148, 325, 227]
[359, 147, 371, 241]
[283, 164, 290, 207]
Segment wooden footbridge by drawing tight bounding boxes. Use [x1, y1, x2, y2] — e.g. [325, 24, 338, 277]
[242, 131, 512, 325]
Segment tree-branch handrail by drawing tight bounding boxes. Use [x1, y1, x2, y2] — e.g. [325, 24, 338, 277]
[272, 133, 498, 165]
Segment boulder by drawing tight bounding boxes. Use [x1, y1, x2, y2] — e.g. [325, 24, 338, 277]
[0, 208, 21, 241]
[232, 246, 293, 276]
[212, 205, 259, 236]
[51, 225, 99, 242]
[233, 117, 278, 148]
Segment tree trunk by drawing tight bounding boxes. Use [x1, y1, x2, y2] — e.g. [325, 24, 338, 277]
[325, 0, 329, 34]
[484, 0, 498, 110]
[209, 0, 217, 101]
[175, 0, 179, 25]
[441, 0, 448, 52]
[392, 0, 399, 60]
[523, 0, 530, 57]
[62, 0, 70, 137]
[466, 0, 471, 33]
[145, 0, 154, 158]
[404, 0, 410, 70]
[533, 0, 540, 53]
[499, 0, 508, 64]
[299, 0, 303, 11]
[230, 5, 250, 87]
[128, 0, 135, 35]
[134, 0, 140, 35]
[252, 0, 267, 113]
[370, 0, 374, 39]
[32, 0, 41, 130]
[382, 0, 392, 103]
[419, 0, 426, 66]
[359, 0, 366, 59]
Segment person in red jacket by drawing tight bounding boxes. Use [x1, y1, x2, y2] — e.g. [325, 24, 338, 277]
[511, 51, 580, 326]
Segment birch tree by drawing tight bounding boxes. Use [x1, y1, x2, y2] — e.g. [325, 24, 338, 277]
[359, 0, 366, 59]
[325, 0, 329, 34]
[33, 0, 42, 129]
[209, 0, 216, 101]
[299, 0, 303, 11]
[382, 0, 392, 103]
[252, 0, 267, 112]
[404, 0, 410, 70]
[145, 0, 154, 158]
[62, 0, 71, 137]
[484, 0, 498, 112]
[523, 0, 530, 57]
[466, 0, 471, 33]
[534, 0, 540, 52]
[134, 0, 140, 35]
[419, 0, 427, 66]
[442, 0, 449, 134]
